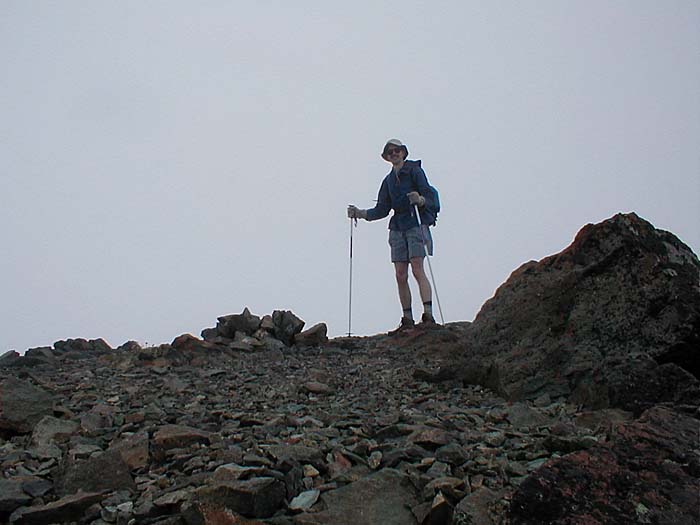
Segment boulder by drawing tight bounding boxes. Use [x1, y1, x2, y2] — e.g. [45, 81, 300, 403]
[459, 213, 700, 411]
[272, 310, 305, 346]
[57, 449, 136, 496]
[0, 350, 20, 366]
[217, 308, 262, 338]
[0, 377, 55, 434]
[509, 406, 700, 524]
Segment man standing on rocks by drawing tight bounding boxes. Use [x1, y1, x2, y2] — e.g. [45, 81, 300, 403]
[348, 139, 437, 335]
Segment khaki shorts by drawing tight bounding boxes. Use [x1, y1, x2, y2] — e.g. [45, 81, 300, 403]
[389, 225, 433, 262]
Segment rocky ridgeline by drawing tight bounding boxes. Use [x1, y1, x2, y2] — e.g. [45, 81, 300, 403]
[0, 212, 698, 524]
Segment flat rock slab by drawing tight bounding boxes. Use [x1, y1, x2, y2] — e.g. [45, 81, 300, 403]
[195, 478, 286, 519]
[9, 491, 108, 524]
[153, 424, 211, 451]
[295, 468, 419, 525]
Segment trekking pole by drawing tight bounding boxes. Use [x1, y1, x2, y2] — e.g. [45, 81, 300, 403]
[347, 216, 357, 336]
[414, 205, 445, 324]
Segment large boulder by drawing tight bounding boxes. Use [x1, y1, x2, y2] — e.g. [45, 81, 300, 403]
[460, 213, 700, 412]
[509, 406, 700, 524]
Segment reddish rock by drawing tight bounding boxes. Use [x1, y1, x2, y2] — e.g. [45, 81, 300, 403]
[109, 430, 150, 470]
[458, 213, 700, 410]
[9, 490, 108, 524]
[294, 323, 328, 346]
[153, 424, 211, 452]
[509, 406, 700, 524]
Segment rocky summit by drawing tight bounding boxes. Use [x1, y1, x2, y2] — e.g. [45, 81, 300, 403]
[0, 212, 698, 525]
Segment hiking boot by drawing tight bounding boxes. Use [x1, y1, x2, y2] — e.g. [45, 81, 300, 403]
[418, 313, 437, 327]
[388, 317, 415, 336]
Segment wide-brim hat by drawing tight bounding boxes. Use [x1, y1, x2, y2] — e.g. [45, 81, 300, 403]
[381, 139, 409, 161]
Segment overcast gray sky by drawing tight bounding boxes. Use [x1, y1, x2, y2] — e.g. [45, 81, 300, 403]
[2, 1, 698, 353]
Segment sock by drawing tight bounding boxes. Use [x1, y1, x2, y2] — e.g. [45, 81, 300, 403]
[423, 301, 433, 317]
[402, 307, 414, 321]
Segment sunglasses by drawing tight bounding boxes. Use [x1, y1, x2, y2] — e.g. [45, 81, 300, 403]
[385, 147, 403, 156]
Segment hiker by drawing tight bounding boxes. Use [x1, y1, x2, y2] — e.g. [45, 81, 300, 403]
[347, 139, 437, 335]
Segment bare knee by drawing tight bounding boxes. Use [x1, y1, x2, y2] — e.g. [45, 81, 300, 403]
[410, 258, 426, 279]
[395, 263, 409, 283]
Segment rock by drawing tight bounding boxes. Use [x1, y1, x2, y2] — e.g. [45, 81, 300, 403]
[109, 430, 150, 470]
[408, 427, 452, 448]
[117, 340, 142, 352]
[288, 489, 320, 512]
[294, 324, 328, 346]
[454, 488, 505, 525]
[0, 350, 21, 366]
[172, 334, 220, 353]
[295, 469, 419, 525]
[422, 492, 453, 525]
[29, 415, 79, 447]
[58, 450, 136, 495]
[217, 308, 262, 338]
[505, 403, 550, 429]
[54, 338, 112, 355]
[272, 310, 305, 346]
[266, 445, 324, 470]
[509, 406, 700, 524]
[194, 478, 286, 519]
[302, 382, 334, 395]
[0, 479, 32, 514]
[153, 424, 211, 452]
[9, 491, 108, 524]
[0, 377, 55, 434]
[458, 213, 700, 409]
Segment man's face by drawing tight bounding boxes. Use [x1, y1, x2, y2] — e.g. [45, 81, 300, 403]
[385, 147, 404, 163]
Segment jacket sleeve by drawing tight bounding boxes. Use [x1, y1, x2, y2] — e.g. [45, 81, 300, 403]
[366, 178, 392, 221]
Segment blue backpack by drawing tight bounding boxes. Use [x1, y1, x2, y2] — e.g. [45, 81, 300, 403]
[411, 169, 440, 225]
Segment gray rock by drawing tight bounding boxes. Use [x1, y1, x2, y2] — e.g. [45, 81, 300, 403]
[217, 308, 262, 338]
[288, 489, 320, 512]
[295, 469, 419, 525]
[0, 479, 32, 513]
[272, 310, 305, 346]
[0, 350, 20, 366]
[0, 377, 55, 434]
[194, 477, 286, 519]
[30, 416, 79, 447]
[58, 450, 136, 496]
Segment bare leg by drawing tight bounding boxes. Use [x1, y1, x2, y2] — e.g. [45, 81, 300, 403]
[394, 262, 411, 315]
[410, 257, 432, 303]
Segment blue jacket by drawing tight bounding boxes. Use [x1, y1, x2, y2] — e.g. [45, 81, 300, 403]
[366, 160, 435, 231]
